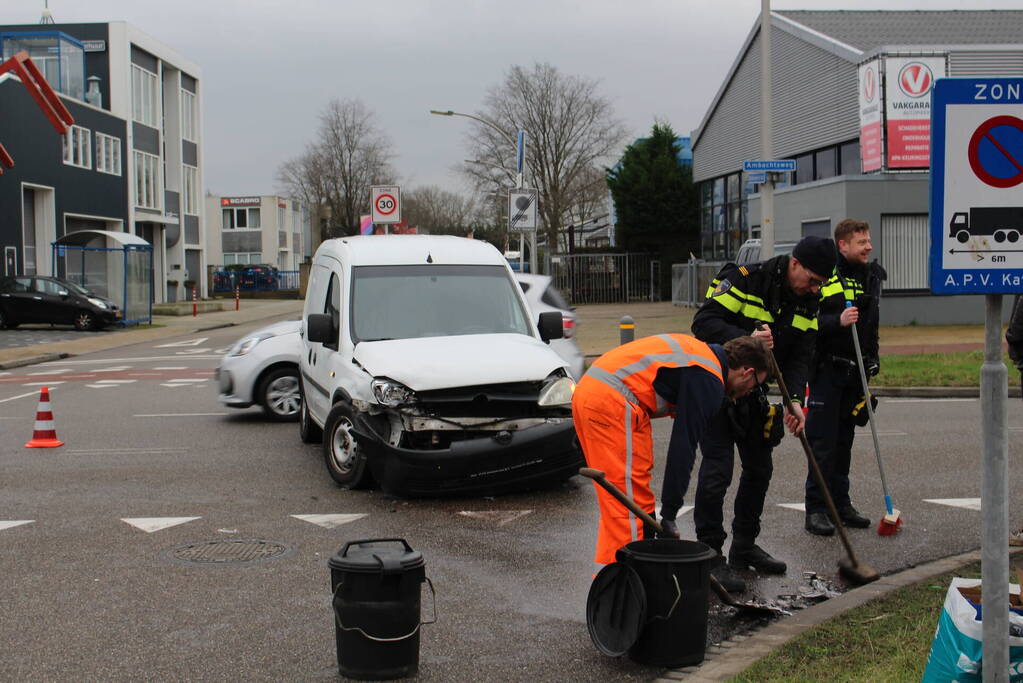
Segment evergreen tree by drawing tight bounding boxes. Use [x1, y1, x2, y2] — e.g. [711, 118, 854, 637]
[607, 123, 699, 297]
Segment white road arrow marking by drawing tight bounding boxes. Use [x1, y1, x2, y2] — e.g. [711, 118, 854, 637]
[778, 503, 806, 512]
[924, 498, 982, 511]
[156, 338, 209, 348]
[122, 517, 201, 533]
[0, 520, 34, 531]
[457, 510, 534, 526]
[291, 513, 368, 529]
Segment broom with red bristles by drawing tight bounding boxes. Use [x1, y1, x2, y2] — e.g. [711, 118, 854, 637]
[845, 299, 902, 535]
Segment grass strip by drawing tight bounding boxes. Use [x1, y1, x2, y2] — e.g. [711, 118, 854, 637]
[730, 561, 1023, 682]
[874, 351, 1015, 387]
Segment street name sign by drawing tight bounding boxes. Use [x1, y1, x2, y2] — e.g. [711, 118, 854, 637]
[371, 185, 401, 224]
[742, 159, 796, 172]
[930, 78, 1023, 293]
[746, 171, 768, 184]
[509, 189, 538, 231]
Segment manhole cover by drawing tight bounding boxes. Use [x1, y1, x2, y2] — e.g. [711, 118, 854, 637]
[165, 539, 292, 565]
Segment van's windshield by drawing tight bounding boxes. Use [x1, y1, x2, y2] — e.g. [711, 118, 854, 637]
[351, 264, 533, 342]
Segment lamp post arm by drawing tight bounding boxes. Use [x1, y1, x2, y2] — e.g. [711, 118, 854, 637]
[430, 109, 517, 148]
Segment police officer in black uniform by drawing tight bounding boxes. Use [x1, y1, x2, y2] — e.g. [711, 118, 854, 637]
[685, 235, 835, 593]
[804, 219, 886, 536]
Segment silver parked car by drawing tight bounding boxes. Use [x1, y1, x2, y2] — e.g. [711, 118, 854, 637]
[515, 273, 586, 380]
[216, 319, 302, 421]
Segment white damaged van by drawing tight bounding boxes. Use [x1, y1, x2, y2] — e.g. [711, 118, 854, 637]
[299, 234, 582, 496]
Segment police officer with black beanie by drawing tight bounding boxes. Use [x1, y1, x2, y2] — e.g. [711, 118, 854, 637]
[681, 235, 834, 593]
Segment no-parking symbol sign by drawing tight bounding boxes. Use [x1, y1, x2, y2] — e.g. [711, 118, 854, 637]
[930, 78, 1023, 294]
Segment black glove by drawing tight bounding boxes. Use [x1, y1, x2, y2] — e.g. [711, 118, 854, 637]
[844, 393, 878, 426]
[865, 358, 880, 378]
[657, 518, 680, 539]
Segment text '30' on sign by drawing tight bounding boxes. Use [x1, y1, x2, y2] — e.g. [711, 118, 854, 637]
[929, 78, 1023, 294]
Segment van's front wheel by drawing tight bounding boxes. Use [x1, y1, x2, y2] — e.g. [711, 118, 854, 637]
[324, 402, 374, 489]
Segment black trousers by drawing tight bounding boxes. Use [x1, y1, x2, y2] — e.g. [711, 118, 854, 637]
[805, 362, 857, 514]
[693, 397, 773, 554]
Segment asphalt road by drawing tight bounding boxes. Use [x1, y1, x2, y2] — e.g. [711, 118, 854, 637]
[1, 318, 1021, 681]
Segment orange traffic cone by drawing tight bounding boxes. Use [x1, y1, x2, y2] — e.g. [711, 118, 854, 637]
[24, 386, 63, 448]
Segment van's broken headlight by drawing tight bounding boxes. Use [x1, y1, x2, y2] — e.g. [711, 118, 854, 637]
[538, 375, 575, 407]
[372, 378, 415, 406]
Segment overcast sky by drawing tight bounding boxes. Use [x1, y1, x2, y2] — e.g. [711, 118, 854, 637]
[9, 0, 1021, 198]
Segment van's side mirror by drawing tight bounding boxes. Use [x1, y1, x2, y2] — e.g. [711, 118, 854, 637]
[537, 311, 564, 343]
[307, 313, 333, 344]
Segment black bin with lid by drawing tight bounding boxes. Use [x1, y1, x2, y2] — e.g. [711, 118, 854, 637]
[328, 538, 433, 680]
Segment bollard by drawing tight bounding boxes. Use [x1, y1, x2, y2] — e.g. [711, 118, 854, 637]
[619, 315, 635, 345]
[235, 285, 240, 311]
[192, 287, 197, 317]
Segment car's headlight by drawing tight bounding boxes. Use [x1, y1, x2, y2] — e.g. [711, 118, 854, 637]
[372, 378, 415, 406]
[87, 297, 108, 309]
[538, 376, 575, 407]
[229, 333, 272, 356]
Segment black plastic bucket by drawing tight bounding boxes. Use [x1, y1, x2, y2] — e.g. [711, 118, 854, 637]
[328, 538, 435, 680]
[615, 538, 717, 667]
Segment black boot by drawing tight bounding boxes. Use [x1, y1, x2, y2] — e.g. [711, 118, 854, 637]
[729, 542, 787, 574]
[709, 553, 745, 593]
[805, 512, 836, 536]
[839, 506, 871, 529]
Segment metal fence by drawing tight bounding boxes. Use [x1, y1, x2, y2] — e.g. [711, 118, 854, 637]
[671, 259, 726, 307]
[547, 253, 660, 305]
[211, 269, 300, 292]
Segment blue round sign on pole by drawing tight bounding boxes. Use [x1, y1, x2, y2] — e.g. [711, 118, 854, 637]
[967, 115, 1023, 188]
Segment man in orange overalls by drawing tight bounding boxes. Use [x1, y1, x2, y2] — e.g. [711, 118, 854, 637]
[573, 334, 770, 566]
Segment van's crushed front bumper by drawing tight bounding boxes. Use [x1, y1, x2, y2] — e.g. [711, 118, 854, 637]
[352, 415, 582, 497]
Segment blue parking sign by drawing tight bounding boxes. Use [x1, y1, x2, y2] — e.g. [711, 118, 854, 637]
[930, 78, 1023, 294]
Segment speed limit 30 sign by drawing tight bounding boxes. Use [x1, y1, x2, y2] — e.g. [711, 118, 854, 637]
[371, 185, 401, 224]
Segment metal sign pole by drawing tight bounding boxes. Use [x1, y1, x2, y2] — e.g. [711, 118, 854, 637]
[759, 0, 775, 259]
[981, 293, 1009, 682]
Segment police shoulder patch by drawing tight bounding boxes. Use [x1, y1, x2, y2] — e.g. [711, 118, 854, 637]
[711, 279, 733, 297]
[738, 266, 749, 276]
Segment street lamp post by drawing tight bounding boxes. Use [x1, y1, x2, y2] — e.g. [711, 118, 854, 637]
[431, 109, 534, 271]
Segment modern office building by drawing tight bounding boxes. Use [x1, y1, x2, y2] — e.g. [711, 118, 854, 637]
[0, 20, 205, 303]
[205, 195, 310, 271]
[691, 10, 1023, 323]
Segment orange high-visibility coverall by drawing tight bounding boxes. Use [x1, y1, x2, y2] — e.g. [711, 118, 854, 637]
[573, 334, 724, 565]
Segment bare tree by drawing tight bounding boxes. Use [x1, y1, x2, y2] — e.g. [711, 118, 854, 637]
[277, 98, 395, 238]
[402, 186, 481, 236]
[460, 63, 626, 252]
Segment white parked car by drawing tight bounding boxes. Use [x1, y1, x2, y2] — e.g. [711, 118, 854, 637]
[514, 273, 586, 380]
[216, 319, 302, 421]
[300, 234, 582, 497]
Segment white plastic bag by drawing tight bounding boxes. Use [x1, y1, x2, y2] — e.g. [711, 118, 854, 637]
[921, 577, 1023, 682]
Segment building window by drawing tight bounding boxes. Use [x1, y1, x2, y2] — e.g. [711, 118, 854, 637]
[222, 207, 260, 230]
[2, 31, 84, 100]
[814, 148, 837, 181]
[794, 153, 813, 185]
[180, 89, 197, 141]
[134, 150, 161, 209]
[223, 252, 261, 266]
[839, 141, 860, 175]
[62, 125, 91, 169]
[131, 64, 159, 127]
[182, 165, 198, 215]
[95, 133, 121, 175]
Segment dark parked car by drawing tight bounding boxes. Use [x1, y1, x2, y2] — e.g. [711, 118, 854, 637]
[0, 275, 120, 330]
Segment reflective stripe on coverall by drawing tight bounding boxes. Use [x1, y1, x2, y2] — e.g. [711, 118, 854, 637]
[572, 334, 723, 565]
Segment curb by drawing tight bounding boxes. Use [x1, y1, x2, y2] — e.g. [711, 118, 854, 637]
[0, 352, 72, 370]
[655, 547, 1023, 681]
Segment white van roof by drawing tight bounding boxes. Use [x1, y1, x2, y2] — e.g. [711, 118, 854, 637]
[314, 235, 506, 267]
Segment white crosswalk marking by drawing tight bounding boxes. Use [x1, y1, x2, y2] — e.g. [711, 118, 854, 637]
[156, 338, 208, 348]
[94, 379, 137, 384]
[457, 510, 534, 526]
[778, 503, 806, 512]
[924, 498, 982, 511]
[94, 366, 131, 372]
[86, 384, 119, 389]
[27, 368, 71, 376]
[0, 521, 34, 531]
[22, 381, 64, 386]
[291, 514, 368, 529]
[122, 517, 201, 533]
[164, 379, 206, 383]
[153, 366, 187, 370]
